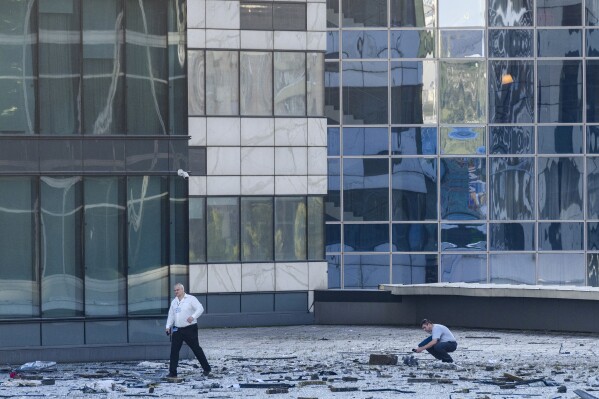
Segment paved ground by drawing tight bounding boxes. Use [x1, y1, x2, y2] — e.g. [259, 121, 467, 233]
[2, 324, 599, 398]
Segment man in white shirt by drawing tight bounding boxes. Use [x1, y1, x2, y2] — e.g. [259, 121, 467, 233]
[413, 318, 458, 363]
[165, 283, 211, 378]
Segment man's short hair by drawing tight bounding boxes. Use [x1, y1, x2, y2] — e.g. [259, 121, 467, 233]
[420, 318, 432, 327]
[174, 283, 185, 291]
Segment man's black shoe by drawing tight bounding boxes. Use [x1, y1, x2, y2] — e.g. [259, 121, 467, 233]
[166, 373, 178, 378]
[441, 359, 453, 363]
[202, 367, 211, 376]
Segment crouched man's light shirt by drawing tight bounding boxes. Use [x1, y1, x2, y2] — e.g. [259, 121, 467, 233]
[166, 294, 204, 329]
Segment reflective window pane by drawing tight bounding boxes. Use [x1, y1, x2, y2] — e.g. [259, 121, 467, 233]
[441, 254, 487, 282]
[188, 147, 206, 176]
[440, 30, 484, 58]
[344, 224, 390, 251]
[41, 176, 83, 316]
[167, 0, 187, 136]
[127, 176, 168, 314]
[588, 254, 599, 287]
[440, 158, 486, 220]
[341, 0, 387, 27]
[539, 222, 583, 251]
[488, 29, 534, 57]
[538, 157, 584, 220]
[587, 157, 599, 218]
[84, 177, 125, 316]
[207, 197, 240, 262]
[241, 197, 273, 262]
[342, 30, 388, 59]
[125, 139, 169, 172]
[83, 139, 125, 172]
[307, 53, 325, 117]
[308, 197, 325, 260]
[343, 61, 388, 124]
[274, 52, 306, 116]
[325, 62, 340, 124]
[489, 157, 534, 220]
[488, 0, 533, 26]
[392, 223, 437, 251]
[537, 125, 583, 154]
[537, 0, 582, 26]
[328, 255, 341, 288]
[390, 0, 435, 27]
[488, 60, 534, 124]
[189, 197, 206, 263]
[439, 0, 485, 27]
[588, 61, 599, 122]
[489, 126, 534, 154]
[537, 60, 582, 123]
[589, 222, 599, 250]
[440, 61, 486, 124]
[326, 31, 339, 59]
[240, 3, 272, 29]
[390, 30, 435, 58]
[39, 139, 82, 172]
[391, 127, 437, 155]
[537, 29, 581, 57]
[588, 29, 599, 56]
[440, 126, 486, 155]
[392, 158, 437, 221]
[343, 158, 389, 221]
[170, 176, 188, 288]
[344, 254, 389, 288]
[490, 254, 536, 284]
[206, 51, 239, 115]
[0, 177, 38, 317]
[0, 139, 39, 172]
[343, 127, 388, 156]
[490, 223, 535, 250]
[538, 253, 585, 285]
[326, 159, 340, 221]
[392, 254, 438, 284]
[240, 52, 272, 116]
[328, 127, 340, 156]
[275, 197, 307, 261]
[589, 126, 599, 153]
[327, 0, 339, 28]
[0, 0, 36, 134]
[391, 61, 436, 124]
[188, 50, 205, 116]
[326, 223, 341, 253]
[441, 223, 487, 251]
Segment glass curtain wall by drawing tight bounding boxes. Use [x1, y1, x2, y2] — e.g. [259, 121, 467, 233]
[326, 0, 599, 288]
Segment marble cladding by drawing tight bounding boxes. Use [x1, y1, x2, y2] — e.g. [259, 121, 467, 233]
[275, 147, 307, 175]
[241, 31, 273, 50]
[241, 147, 275, 175]
[207, 147, 241, 175]
[241, 175, 275, 195]
[205, 0, 239, 30]
[241, 118, 274, 146]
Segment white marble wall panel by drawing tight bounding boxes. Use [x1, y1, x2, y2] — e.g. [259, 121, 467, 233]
[274, 31, 306, 50]
[307, 3, 326, 31]
[307, 31, 326, 51]
[307, 147, 327, 175]
[189, 176, 207, 196]
[308, 262, 328, 290]
[307, 118, 327, 146]
[207, 176, 241, 195]
[187, 29, 206, 48]
[189, 117, 207, 146]
[241, 31, 273, 50]
[275, 147, 307, 175]
[207, 118, 241, 146]
[307, 175, 327, 194]
[275, 118, 308, 146]
[207, 147, 241, 175]
[189, 264, 208, 293]
[241, 147, 274, 175]
[206, 29, 240, 48]
[275, 175, 308, 194]
[241, 176, 275, 195]
[187, 50, 205, 115]
[187, 0, 206, 29]
[208, 264, 242, 293]
[241, 118, 275, 146]
[206, 0, 239, 29]
[242, 263, 275, 292]
[276, 262, 309, 291]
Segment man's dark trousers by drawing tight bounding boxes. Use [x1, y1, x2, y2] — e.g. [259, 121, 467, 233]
[169, 324, 210, 375]
[418, 337, 457, 362]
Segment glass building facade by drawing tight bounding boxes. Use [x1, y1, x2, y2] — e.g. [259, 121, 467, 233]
[325, 0, 599, 288]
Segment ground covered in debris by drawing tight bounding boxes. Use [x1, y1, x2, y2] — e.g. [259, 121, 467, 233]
[2, 325, 599, 398]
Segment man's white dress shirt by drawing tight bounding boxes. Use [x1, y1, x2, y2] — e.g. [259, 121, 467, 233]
[166, 294, 204, 329]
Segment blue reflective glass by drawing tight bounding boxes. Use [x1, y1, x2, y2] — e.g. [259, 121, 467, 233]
[342, 30, 388, 59]
[344, 224, 390, 251]
[538, 157, 584, 220]
[326, 159, 340, 222]
[588, 254, 599, 287]
[328, 127, 340, 156]
[587, 157, 599, 219]
[537, 0, 582, 26]
[392, 223, 437, 251]
[391, 61, 434, 124]
[589, 126, 599, 153]
[489, 157, 534, 220]
[441, 254, 487, 283]
[341, 0, 387, 27]
[490, 223, 535, 251]
[537, 60, 582, 123]
[489, 0, 533, 26]
[391, 127, 437, 155]
[441, 223, 487, 251]
[326, 31, 339, 59]
[392, 158, 437, 221]
[390, 30, 434, 58]
[537, 125, 583, 154]
[390, 0, 435, 27]
[344, 254, 389, 288]
[343, 61, 388, 125]
[489, 126, 534, 154]
[440, 126, 486, 155]
[587, 29, 599, 56]
[325, 62, 340, 124]
[343, 158, 389, 221]
[539, 222, 583, 251]
[326, 224, 341, 252]
[488, 29, 534, 57]
[538, 253, 585, 285]
[490, 254, 536, 284]
[589, 223, 599, 250]
[392, 254, 438, 284]
[440, 30, 484, 58]
[327, 254, 341, 288]
[343, 127, 388, 156]
[440, 158, 486, 220]
[537, 29, 581, 57]
[588, 61, 599, 122]
[488, 60, 534, 124]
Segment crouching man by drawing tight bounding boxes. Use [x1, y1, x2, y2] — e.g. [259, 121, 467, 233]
[413, 318, 457, 363]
